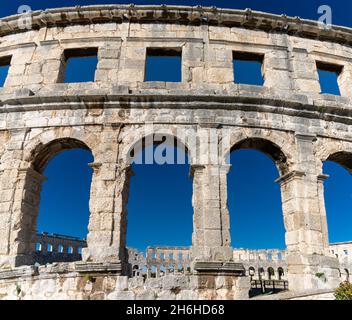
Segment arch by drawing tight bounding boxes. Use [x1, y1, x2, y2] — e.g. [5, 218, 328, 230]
[221, 129, 294, 176]
[345, 269, 350, 282]
[258, 267, 265, 279]
[315, 138, 352, 175]
[322, 152, 352, 244]
[47, 244, 53, 253]
[29, 138, 91, 173]
[126, 134, 193, 255]
[326, 151, 352, 173]
[229, 137, 289, 175]
[278, 267, 284, 280]
[35, 243, 42, 252]
[120, 126, 196, 166]
[227, 146, 286, 251]
[248, 266, 256, 277]
[268, 267, 275, 280]
[22, 128, 100, 167]
[15, 137, 95, 266]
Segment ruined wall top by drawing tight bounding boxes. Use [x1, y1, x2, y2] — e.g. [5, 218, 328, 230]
[0, 5, 351, 45]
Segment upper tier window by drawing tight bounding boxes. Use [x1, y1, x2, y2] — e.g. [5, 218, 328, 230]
[0, 56, 11, 87]
[145, 48, 182, 82]
[317, 61, 342, 96]
[233, 51, 264, 86]
[61, 48, 98, 83]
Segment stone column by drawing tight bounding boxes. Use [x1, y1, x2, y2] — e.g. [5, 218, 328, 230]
[190, 160, 249, 298]
[0, 168, 15, 269]
[0, 164, 46, 268]
[338, 64, 352, 97]
[190, 163, 233, 263]
[276, 133, 340, 292]
[82, 161, 131, 274]
[317, 174, 331, 256]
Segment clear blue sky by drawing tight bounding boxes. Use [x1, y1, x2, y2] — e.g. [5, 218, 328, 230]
[1, 1, 352, 28]
[0, 1, 351, 252]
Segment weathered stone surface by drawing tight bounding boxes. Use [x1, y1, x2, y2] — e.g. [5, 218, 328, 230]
[0, 4, 350, 299]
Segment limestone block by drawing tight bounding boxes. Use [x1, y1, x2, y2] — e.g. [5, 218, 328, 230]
[135, 289, 156, 300]
[162, 275, 189, 290]
[207, 68, 233, 84]
[108, 290, 135, 300]
[115, 276, 128, 291]
[157, 290, 176, 300]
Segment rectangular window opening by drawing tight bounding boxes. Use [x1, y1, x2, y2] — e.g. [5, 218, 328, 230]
[233, 52, 264, 86]
[233, 51, 264, 86]
[0, 56, 11, 87]
[145, 48, 182, 82]
[317, 61, 342, 95]
[61, 48, 98, 83]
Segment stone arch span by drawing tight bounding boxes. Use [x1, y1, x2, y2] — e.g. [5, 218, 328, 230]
[11, 137, 94, 266]
[30, 138, 91, 173]
[318, 148, 352, 252]
[230, 137, 289, 175]
[226, 136, 288, 246]
[221, 129, 294, 176]
[121, 131, 193, 268]
[119, 125, 197, 167]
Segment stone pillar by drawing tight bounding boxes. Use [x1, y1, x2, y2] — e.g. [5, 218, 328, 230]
[190, 161, 249, 299]
[276, 133, 340, 292]
[190, 164, 233, 263]
[338, 64, 352, 97]
[317, 174, 330, 256]
[0, 168, 15, 268]
[0, 164, 46, 268]
[82, 161, 131, 273]
[263, 39, 293, 91]
[291, 48, 321, 94]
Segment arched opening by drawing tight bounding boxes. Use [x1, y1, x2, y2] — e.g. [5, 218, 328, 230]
[249, 266, 256, 280]
[258, 267, 265, 280]
[29, 138, 93, 265]
[227, 138, 287, 252]
[278, 267, 284, 280]
[126, 135, 193, 275]
[323, 152, 352, 244]
[268, 267, 275, 280]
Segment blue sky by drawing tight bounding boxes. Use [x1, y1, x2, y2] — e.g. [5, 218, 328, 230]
[0, 1, 351, 252]
[1, 1, 352, 28]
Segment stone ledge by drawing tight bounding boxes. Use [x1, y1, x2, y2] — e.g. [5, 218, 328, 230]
[0, 266, 38, 280]
[1, 89, 351, 126]
[251, 289, 335, 300]
[1, 5, 352, 46]
[193, 261, 246, 276]
[0, 262, 122, 280]
[74, 261, 122, 274]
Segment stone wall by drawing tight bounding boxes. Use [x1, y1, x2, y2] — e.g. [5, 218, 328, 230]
[0, 5, 351, 298]
[0, 263, 249, 300]
[33, 232, 87, 265]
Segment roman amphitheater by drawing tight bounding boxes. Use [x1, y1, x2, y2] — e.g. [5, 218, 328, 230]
[0, 4, 351, 300]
